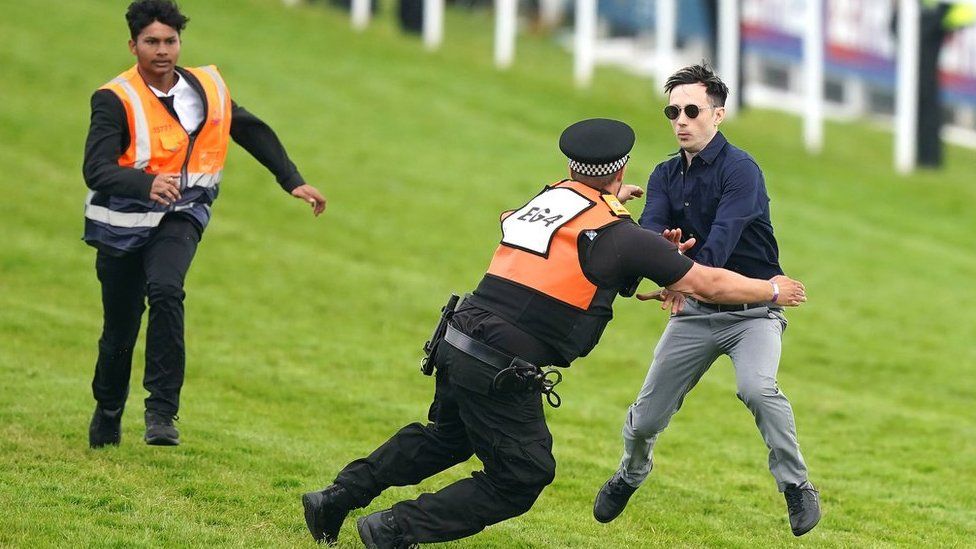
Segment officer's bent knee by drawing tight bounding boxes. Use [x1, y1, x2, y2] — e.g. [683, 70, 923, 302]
[509, 486, 546, 516]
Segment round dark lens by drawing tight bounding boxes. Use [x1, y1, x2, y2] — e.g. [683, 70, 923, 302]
[664, 105, 680, 120]
[684, 104, 701, 118]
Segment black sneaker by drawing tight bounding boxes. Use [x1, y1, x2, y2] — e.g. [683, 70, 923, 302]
[784, 481, 821, 536]
[144, 411, 180, 446]
[593, 471, 638, 523]
[89, 406, 123, 448]
[356, 509, 417, 549]
[302, 484, 353, 545]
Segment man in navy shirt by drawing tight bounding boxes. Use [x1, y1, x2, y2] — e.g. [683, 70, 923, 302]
[593, 65, 820, 536]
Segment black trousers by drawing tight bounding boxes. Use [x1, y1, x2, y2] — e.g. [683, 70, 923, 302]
[334, 344, 557, 544]
[91, 214, 200, 416]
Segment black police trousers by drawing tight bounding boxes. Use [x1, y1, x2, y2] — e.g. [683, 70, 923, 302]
[91, 214, 200, 417]
[334, 344, 557, 544]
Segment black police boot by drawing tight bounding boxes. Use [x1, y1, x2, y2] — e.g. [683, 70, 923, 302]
[144, 411, 180, 446]
[784, 481, 821, 536]
[302, 483, 354, 545]
[593, 471, 638, 523]
[356, 509, 417, 549]
[89, 405, 123, 448]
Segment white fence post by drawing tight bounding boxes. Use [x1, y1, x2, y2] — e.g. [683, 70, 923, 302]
[655, 0, 677, 93]
[574, 0, 597, 87]
[423, 0, 444, 50]
[895, 0, 920, 173]
[718, 0, 740, 117]
[351, 0, 371, 31]
[803, 0, 824, 153]
[495, 0, 517, 69]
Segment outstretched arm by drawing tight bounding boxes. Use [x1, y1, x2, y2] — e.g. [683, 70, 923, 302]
[666, 263, 806, 307]
[230, 101, 326, 216]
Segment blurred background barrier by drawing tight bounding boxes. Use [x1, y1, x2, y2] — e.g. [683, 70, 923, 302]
[291, 0, 976, 172]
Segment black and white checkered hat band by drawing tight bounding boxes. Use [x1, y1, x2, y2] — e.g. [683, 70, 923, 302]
[568, 155, 629, 176]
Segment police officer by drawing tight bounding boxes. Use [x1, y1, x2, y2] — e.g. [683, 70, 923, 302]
[301, 118, 806, 548]
[84, 0, 326, 448]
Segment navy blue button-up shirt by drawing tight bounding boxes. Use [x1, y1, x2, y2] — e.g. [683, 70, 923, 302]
[638, 131, 783, 279]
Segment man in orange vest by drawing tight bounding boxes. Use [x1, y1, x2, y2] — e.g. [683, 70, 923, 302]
[302, 118, 807, 548]
[83, 0, 325, 448]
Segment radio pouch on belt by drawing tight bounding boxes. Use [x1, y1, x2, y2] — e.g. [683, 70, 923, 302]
[442, 325, 564, 408]
[420, 293, 462, 375]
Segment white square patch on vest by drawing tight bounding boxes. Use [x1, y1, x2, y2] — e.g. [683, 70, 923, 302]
[501, 187, 595, 256]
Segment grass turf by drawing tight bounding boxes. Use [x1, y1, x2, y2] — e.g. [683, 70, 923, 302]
[0, 0, 974, 546]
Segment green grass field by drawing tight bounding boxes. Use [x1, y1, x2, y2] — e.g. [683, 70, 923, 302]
[1, 0, 974, 546]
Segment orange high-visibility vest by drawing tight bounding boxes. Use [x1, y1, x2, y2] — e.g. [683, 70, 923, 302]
[486, 179, 630, 310]
[99, 64, 232, 185]
[84, 65, 233, 251]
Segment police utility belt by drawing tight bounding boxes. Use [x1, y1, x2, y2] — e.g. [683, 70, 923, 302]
[421, 294, 563, 408]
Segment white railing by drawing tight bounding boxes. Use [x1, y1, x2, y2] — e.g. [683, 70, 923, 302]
[282, 0, 976, 172]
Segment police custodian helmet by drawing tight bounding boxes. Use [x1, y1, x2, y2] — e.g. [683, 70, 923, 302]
[559, 118, 635, 177]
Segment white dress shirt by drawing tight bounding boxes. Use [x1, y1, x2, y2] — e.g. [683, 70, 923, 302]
[149, 72, 205, 134]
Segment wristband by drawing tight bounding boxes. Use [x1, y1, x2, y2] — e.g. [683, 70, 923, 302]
[770, 281, 780, 303]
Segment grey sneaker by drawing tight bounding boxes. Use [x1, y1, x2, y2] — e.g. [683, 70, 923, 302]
[593, 471, 638, 523]
[144, 411, 180, 446]
[784, 482, 821, 536]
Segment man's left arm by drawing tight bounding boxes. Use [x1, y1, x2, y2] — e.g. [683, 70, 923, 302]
[230, 101, 326, 216]
[695, 159, 763, 267]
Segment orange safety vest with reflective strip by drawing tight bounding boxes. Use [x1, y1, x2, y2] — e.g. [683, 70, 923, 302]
[100, 64, 231, 184]
[486, 179, 629, 309]
[84, 65, 232, 252]
[469, 179, 635, 364]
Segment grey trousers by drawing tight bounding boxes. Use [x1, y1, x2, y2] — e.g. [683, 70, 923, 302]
[618, 299, 808, 492]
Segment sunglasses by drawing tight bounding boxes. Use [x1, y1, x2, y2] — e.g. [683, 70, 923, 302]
[664, 104, 717, 120]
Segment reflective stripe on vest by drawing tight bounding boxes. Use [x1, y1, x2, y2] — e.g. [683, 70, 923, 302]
[109, 76, 152, 170]
[86, 65, 231, 239]
[199, 65, 228, 114]
[84, 190, 208, 228]
[486, 180, 628, 310]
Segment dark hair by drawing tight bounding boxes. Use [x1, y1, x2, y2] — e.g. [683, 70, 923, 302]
[664, 64, 729, 107]
[570, 169, 623, 187]
[126, 0, 189, 40]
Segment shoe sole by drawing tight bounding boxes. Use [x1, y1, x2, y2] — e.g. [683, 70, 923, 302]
[89, 435, 121, 449]
[356, 516, 377, 549]
[144, 435, 180, 446]
[593, 505, 618, 523]
[593, 501, 623, 523]
[89, 441, 120, 449]
[792, 512, 821, 536]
